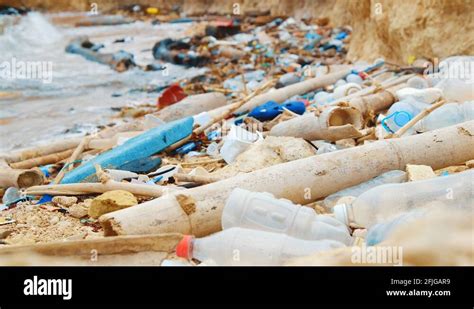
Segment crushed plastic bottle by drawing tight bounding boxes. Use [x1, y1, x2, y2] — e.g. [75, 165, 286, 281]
[333, 170, 473, 228]
[324, 170, 407, 208]
[175, 227, 345, 265]
[413, 101, 474, 133]
[223, 188, 353, 245]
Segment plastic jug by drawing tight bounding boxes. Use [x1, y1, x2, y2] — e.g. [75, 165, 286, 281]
[223, 188, 353, 245]
[413, 101, 474, 133]
[175, 227, 345, 266]
[324, 170, 407, 208]
[381, 98, 430, 133]
[333, 170, 473, 228]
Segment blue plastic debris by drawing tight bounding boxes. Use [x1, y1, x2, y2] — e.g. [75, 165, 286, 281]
[174, 141, 200, 155]
[61, 117, 194, 184]
[248, 100, 306, 121]
[37, 194, 53, 205]
[118, 157, 162, 174]
[334, 31, 348, 40]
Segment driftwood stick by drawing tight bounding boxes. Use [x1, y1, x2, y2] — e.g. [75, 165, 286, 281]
[0, 234, 182, 256]
[10, 149, 74, 169]
[26, 180, 166, 197]
[53, 137, 90, 184]
[173, 173, 223, 184]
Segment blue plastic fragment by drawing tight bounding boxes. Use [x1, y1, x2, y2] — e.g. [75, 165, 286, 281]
[61, 117, 194, 184]
[248, 100, 306, 121]
[118, 157, 162, 174]
[335, 31, 348, 40]
[37, 194, 53, 205]
[174, 141, 200, 155]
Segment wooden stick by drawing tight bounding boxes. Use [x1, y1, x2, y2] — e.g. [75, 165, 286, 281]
[0, 233, 182, 256]
[9, 149, 74, 169]
[26, 180, 166, 197]
[173, 173, 223, 184]
[388, 100, 447, 138]
[53, 137, 90, 184]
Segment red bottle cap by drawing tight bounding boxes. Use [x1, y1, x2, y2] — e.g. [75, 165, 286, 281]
[176, 235, 194, 259]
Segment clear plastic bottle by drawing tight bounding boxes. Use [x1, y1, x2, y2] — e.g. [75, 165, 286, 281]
[333, 170, 473, 228]
[413, 101, 474, 132]
[175, 227, 344, 266]
[223, 188, 353, 245]
[365, 210, 424, 245]
[324, 170, 407, 208]
[382, 98, 430, 133]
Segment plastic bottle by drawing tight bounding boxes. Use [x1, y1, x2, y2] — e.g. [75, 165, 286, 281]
[222, 188, 353, 245]
[175, 227, 345, 266]
[324, 170, 407, 208]
[396, 87, 443, 104]
[333, 170, 473, 228]
[365, 210, 424, 245]
[413, 101, 474, 132]
[381, 98, 430, 133]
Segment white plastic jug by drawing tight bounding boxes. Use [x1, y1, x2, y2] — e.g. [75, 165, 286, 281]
[176, 227, 344, 265]
[223, 188, 353, 245]
[333, 170, 473, 228]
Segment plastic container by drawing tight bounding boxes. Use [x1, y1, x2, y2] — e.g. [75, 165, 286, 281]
[223, 188, 352, 245]
[324, 170, 407, 208]
[333, 170, 473, 228]
[413, 101, 474, 132]
[176, 227, 344, 265]
[381, 98, 430, 133]
[396, 87, 443, 104]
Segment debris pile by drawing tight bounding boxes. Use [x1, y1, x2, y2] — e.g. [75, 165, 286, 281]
[0, 9, 473, 266]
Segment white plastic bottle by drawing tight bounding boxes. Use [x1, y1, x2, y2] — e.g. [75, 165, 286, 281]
[333, 170, 473, 228]
[175, 227, 345, 266]
[222, 188, 353, 245]
[324, 170, 407, 208]
[413, 101, 474, 132]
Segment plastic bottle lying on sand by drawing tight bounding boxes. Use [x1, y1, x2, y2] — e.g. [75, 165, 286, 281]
[413, 101, 474, 133]
[223, 188, 352, 245]
[175, 227, 344, 266]
[333, 170, 473, 228]
[324, 170, 407, 208]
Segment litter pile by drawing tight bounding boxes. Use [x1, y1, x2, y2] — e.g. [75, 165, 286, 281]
[0, 10, 473, 266]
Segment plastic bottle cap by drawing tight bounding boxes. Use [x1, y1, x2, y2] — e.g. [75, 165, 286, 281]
[176, 235, 194, 259]
[333, 204, 350, 226]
